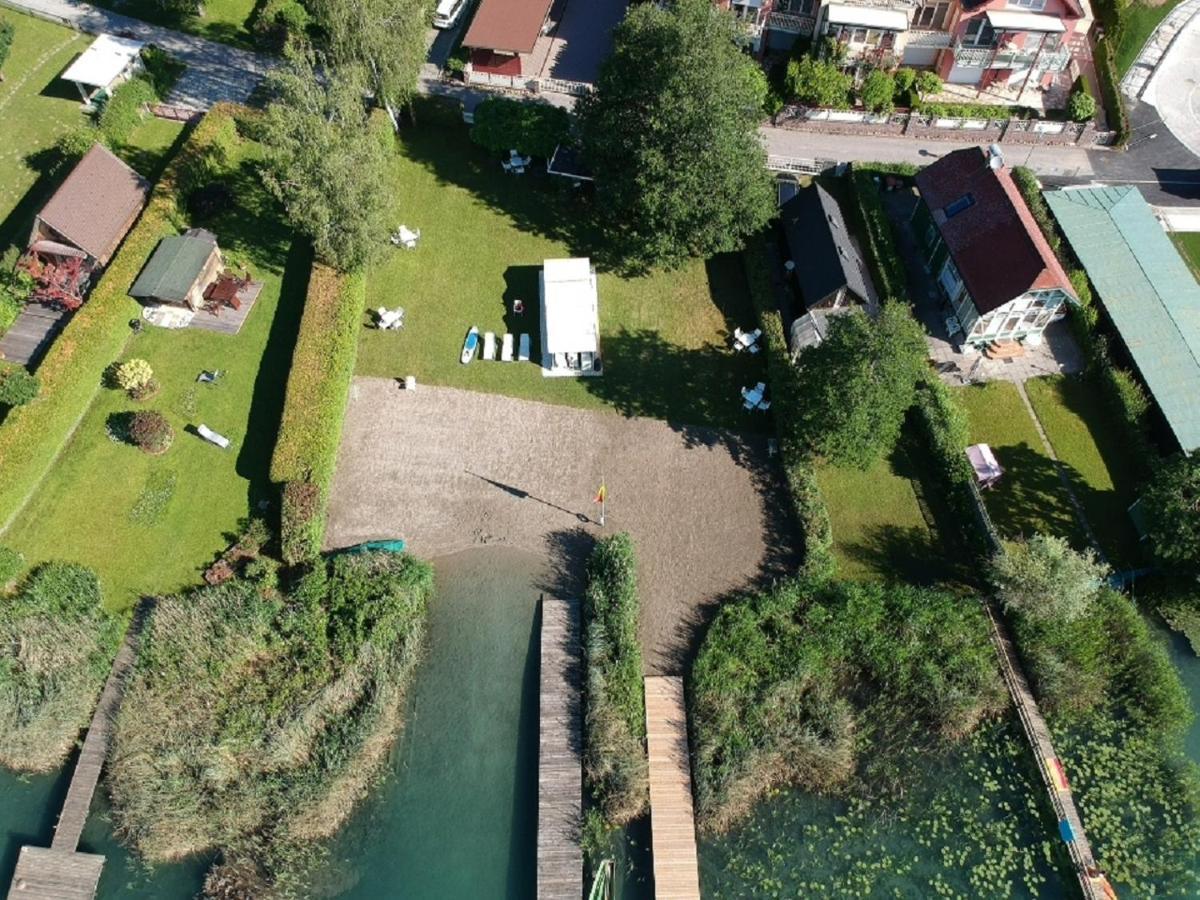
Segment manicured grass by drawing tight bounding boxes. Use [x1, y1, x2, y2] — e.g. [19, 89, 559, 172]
[815, 442, 941, 583]
[1114, 0, 1187, 78]
[1024, 375, 1144, 567]
[2, 132, 308, 612]
[1172, 232, 1200, 281]
[954, 381, 1081, 546]
[356, 108, 768, 432]
[88, 0, 258, 48]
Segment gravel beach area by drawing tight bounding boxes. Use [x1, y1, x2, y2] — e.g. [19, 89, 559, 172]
[326, 379, 798, 674]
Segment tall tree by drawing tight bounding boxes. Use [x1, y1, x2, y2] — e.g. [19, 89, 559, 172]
[577, 0, 775, 271]
[259, 52, 390, 272]
[1143, 455, 1200, 571]
[310, 0, 430, 129]
[988, 535, 1109, 624]
[790, 303, 928, 468]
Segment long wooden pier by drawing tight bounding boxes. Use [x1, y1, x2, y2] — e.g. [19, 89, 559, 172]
[644, 676, 701, 900]
[983, 602, 1114, 900]
[7, 605, 147, 900]
[537, 596, 584, 900]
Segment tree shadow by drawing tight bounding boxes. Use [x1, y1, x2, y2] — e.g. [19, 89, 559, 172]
[704, 252, 762, 342]
[0, 148, 71, 260]
[982, 442, 1081, 544]
[501, 265, 540, 341]
[534, 526, 594, 602]
[505, 588, 542, 899]
[840, 523, 950, 588]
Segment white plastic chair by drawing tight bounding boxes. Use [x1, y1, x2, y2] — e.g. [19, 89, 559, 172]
[758, 400, 771, 412]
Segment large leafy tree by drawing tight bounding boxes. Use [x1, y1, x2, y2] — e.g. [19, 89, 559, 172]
[1143, 455, 1200, 570]
[260, 52, 390, 272]
[577, 0, 775, 271]
[790, 303, 928, 468]
[309, 0, 430, 129]
[988, 534, 1109, 624]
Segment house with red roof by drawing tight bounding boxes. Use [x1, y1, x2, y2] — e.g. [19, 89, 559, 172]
[461, 0, 555, 78]
[912, 147, 1075, 349]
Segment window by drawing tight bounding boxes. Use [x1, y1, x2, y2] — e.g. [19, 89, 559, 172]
[944, 193, 976, 218]
[851, 27, 868, 42]
[963, 17, 995, 46]
[916, 1, 950, 29]
[778, 0, 814, 14]
[1009, 0, 1047, 9]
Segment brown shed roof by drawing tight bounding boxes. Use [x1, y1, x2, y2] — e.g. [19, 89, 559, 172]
[36, 143, 150, 264]
[463, 0, 555, 54]
[915, 147, 1073, 315]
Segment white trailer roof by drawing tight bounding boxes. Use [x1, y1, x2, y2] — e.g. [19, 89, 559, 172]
[540, 258, 599, 354]
[62, 34, 145, 89]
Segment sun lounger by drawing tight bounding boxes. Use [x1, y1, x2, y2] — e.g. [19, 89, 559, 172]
[483, 331, 496, 360]
[197, 424, 231, 449]
[518, 333, 530, 362]
[501, 333, 514, 361]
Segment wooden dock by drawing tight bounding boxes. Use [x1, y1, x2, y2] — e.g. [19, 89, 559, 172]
[537, 596, 583, 900]
[983, 602, 1114, 900]
[644, 676, 701, 900]
[0, 304, 66, 367]
[7, 604, 148, 900]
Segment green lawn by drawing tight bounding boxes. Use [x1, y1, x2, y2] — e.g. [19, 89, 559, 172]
[1171, 232, 1200, 281]
[954, 381, 1081, 545]
[2, 134, 308, 612]
[815, 438, 943, 584]
[1024, 375, 1144, 567]
[88, 0, 258, 48]
[357, 107, 768, 432]
[1114, 0, 1188, 78]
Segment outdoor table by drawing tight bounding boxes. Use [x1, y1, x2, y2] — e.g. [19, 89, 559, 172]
[741, 386, 764, 408]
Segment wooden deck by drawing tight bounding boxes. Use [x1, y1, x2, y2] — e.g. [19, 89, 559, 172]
[538, 596, 584, 900]
[6, 848, 104, 900]
[983, 602, 1114, 900]
[0, 304, 66, 367]
[644, 676, 701, 900]
[186, 282, 263, 335]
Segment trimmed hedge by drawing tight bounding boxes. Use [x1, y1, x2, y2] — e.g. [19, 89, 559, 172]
[98, 78, 158, 145]
[0, 108, 239, 532]
[848, 163, 913, 302]
[583, 533, 649, 825]
[270, 265, 365, 563]
[743, 240, 835, 579]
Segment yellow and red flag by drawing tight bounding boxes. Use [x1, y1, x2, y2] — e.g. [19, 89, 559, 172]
[593, 483, 607, 504]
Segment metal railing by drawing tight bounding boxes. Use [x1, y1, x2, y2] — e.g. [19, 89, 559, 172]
[906, 28, 953, 47]
[952, 40, 1072, 70]
[765, 155, 839, 174]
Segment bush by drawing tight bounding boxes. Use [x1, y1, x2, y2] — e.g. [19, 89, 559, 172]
[0, 545, 24, 589]
[98, 77, 157, 145]
[1010, 167, 1061, 257]
[848, 164, 910, 301]
[0, 562, 123, 771]
[129, 409, 173, 453]
[139, 45, 184, 98]
[470, 97, 571, 159]
[0, 18, 12, 75]
[0, 107, 235, 534]
[914, 101, 1027, 120]
[1141, 455, 1200, 570]
[989, 534, 1109, 624]
[893, 67, 916, 97]
[785, 56, 852, 108]
[1066, 76, 1097, 123]
[280, 479, 321, 565]
[583, 533, 649, 825]
[860, 69, 894, 114]
[0, 267, 33, 334]
[54, 127, 103, 165]
[271, 265, 365, 563]
[115, 358, 154, 394]
[250, 0, 310, 51]
[1093, 38, 1129, 146]
[0, 365, 39, 407]
[915, 70, 942, 98]
[444, 46, 468, 77]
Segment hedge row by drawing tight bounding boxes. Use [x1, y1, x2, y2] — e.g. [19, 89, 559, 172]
[743, 240, 835, 579]
[270, 264, 365, 563]
[848, 163, 913, 302]
[582, 533, 649, 826]
[0, 108, 236, 531]
[1011, 167, 1155, 478]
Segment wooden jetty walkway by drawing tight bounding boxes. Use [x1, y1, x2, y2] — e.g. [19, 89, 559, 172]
[983, 602, 1115, 900]
[537, 596, 583, 900]
[7, 606, 146, 900]
[644, 676, 701, 900]
[0, 304, 66, 367]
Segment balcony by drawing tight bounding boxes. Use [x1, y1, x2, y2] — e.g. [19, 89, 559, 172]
[907, 28, 953, 48]
[952, 40, 1071, 71]
[766, 11, 817, 33]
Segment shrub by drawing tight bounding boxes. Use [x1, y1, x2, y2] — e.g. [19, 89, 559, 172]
[0, 18, 12, 75]
[848, 164, 910, 300]
[271, 265, 365, 563]
[893, 67, 916, 96]
[1141, 455, 1200, 570]
[115, 358, 154, 394]
[989, 534, 1109, 624]
[1010, 166, 1061, 257]
[444, 47, 468, 77]
[0, 267, 33, 333]
[0, 106, 237, 534]
[129, 409, 174, 453]
[583, 533, 649, 825]
[1093, 39, 1129, 146]
[915, 70, 942, 98]
[915, 101, 1027, 120]
[98, 77, 157, 145]
[0, 545, 24, 589]
[1066, 76, 1097, 123]
[860, 69, 895, 114]
[139, 45, 185, 98]
[469, 97, 571, 159]
[280, 479, 320, 565]
[54, 127, 103, 165]
[0, 365, 39, 407]
[0, 562, 123, 771]
[785, 56, 852, 108]
[250, 0, 310, 51]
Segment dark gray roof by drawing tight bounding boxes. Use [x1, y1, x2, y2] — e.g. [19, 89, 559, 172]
[129, 229, 218, 302]
[779, 185, 872, 308]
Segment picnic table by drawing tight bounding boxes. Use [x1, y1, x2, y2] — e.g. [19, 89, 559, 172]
[733, 327, 762, 353]
[741, 382, 770, 411]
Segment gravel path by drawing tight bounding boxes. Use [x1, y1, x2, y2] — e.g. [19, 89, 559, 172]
[327, 380, 798, 675]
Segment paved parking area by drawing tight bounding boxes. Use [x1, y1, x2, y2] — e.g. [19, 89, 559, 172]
[1142, 8, 1200, 158]
[531, 0, 628, 83]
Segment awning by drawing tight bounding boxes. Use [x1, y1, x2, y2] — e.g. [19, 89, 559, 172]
[825, 4, 909, 31]
[540, 258, 599, 354]
[61, 34, 145, 89]
[985, 10, 1067, 33]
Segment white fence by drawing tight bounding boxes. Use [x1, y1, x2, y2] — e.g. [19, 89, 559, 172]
[465, 68, 593, 98]
[766, 155, 840, 175]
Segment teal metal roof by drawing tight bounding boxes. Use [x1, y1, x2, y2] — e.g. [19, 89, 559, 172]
[1043, 185, 1200, 453]
[129, 231, 216, 303]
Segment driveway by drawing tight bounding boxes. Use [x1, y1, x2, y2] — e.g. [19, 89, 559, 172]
[325, 381, 798, 675]
[0, 0, 270, 107]
[1141, 7, 1200, 158]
